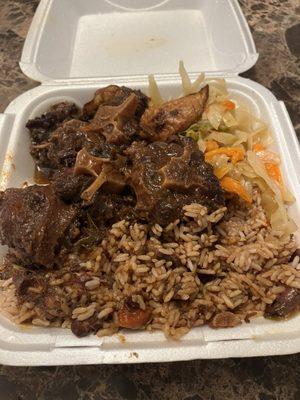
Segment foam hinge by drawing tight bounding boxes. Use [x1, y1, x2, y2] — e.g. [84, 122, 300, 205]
[202, 325, 253, 342]
[53, 334, 104, 348]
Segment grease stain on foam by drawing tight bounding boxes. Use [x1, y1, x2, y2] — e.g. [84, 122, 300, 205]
[118, 333, 126, 343]
[104, 35, 167, 57]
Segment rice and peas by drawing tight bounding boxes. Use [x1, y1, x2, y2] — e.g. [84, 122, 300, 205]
[0, 63, 299, 339]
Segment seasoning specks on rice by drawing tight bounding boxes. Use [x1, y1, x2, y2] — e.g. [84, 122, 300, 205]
[0, 191, 299, 338]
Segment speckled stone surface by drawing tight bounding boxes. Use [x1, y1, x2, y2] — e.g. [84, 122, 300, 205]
[0, 0, 299, 399]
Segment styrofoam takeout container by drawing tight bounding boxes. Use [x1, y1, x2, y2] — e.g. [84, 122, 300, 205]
[0, 0, 299, 366]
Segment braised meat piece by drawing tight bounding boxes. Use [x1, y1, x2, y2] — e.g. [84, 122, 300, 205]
[26, 102, 79, 144]
[82, 85, 120, 119]
[31, 119, 118, 170]
[71, 316, 102, 338]
[47, 119, 90, 168]
[30, 119, 86, 169]
[13, 269, 38, 297]
[82, 85, 149, 120]
[73, 148, 107, 177]
[125, 136, 224, 226]
[52, 168, 93, 202]
[88, 192, 136, 227]
[82, 85, 149, 144]
[0, 185, 78, 267]
[85, 93, 139, 145]
[140, 85, 209, 141]
[73, 149, 126, 202]
[28, 87, 148, 171]
[265, 288, 300, 319]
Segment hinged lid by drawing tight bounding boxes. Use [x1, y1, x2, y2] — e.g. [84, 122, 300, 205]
[20, 0, 258, 83]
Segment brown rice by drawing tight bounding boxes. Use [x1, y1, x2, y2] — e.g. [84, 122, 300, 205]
[0, 189, 298, 339]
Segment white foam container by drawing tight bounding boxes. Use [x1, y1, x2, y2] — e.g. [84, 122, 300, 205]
[0, 0, 299, 366]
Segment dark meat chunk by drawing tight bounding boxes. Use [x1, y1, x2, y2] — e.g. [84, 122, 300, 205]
[28, 86, 148, 171]
[71, 315, 102, 337]
[264, 288, 300, 319]
[140, 85, 209, 141]
[85, 93, 138, 145]
[0, 185, 78, 267]
[30, 119, 87, 169]
[88, 192, 136, 227]
[31, 119, 118, 170]
[104, 86, 148, 118]
[52, 168, 93, 202]
[13, 268, 38, 296]
[82, 85, 120, 119]
[125, 136, 224, 226]
[26, 102, 79, 144]
[82, 85, 149, 120]
[122, 118, 140, 140]
[48, 119, 111, 168]
[71, 192, 135, 248]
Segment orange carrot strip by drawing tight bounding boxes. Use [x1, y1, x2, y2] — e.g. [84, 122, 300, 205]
[222, 100, 235, 110]
[253, 144, 284, 189]
[253, 143, 264, 152]
[205, 140, 219, 152]
[205, 147, 245, 164]
[264, 163, 281, 183]
[220, 176, 252, 203]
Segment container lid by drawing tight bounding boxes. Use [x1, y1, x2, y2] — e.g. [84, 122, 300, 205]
[20, 0, 258, 83]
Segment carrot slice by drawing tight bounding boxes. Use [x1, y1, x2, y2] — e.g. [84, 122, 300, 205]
[205, 147, 245, 164]
[220, 176, 252, 203]
[264, 163, 281, 183]
[222, 100, 236, 110]
[252, 143, 264, 152]
[253, 144, 282, 184]
[205, 140, 219, 152]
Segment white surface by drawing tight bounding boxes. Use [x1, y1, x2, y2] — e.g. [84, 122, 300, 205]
[0, 77, 300, 365]
[0, 0, 299, 365]
[20, 0, 258, 81]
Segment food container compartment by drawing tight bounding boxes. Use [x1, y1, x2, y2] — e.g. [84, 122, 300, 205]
[0, 0, 299, 365]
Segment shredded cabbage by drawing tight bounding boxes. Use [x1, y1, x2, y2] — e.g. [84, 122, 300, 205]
[247, 151, 295, 234]
[206, 131, 236, 146]
[147, 62, 297, 235]
[223, 111, 237, 128]
[148, 74, 164, 106]
[179, 60, 205, 95]
[205, 103, 226, 130]
[179, 60, 193, 95]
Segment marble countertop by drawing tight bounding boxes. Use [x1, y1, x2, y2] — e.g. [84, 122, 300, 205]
[0, 0, 299, 399]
